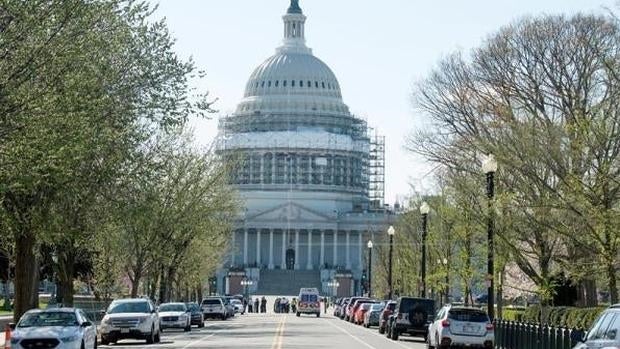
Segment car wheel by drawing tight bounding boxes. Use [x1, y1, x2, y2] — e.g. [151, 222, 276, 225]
[316, 313, 320, 318]
[221, 314, 226, 321]
[146, 327, 155, 344]
[199, 321, 205, 328]
[101, 337, 110, 346]
[296, 312, 300, 317]
[378, 325, 385, 334]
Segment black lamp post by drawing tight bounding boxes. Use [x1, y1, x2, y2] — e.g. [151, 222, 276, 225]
[387, 226, 395, 299]
[482, 154, 498, 321]
[367, 240, 373, 297]
[420, 202, 430, 298]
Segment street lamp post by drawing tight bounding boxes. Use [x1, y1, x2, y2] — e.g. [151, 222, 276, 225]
[367, 240, 373, 297]
[328, 280, 340, 298]
[240, 279, 254, 313]
[420, 202, 430, 298]
[482, 154, 498, 321]
[387, 226, 395, 299]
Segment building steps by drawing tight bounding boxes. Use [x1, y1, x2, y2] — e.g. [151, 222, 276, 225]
[256, 269, 321, 296]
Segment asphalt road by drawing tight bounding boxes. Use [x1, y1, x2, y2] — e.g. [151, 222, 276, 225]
[99, 312, 428, 349]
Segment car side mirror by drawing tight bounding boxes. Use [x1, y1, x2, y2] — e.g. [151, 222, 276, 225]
[570, 330, 586, 343]
[9, 323, 15, 330]
[81, 321, 92, 328]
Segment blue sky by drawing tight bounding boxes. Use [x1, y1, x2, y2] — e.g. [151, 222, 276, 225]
[154, 0, 615, 204]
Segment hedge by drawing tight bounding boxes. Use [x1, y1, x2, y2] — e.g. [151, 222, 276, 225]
[511, 305, 606, 329]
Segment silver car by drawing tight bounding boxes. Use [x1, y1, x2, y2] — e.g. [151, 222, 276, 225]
[573, 305, 620, 348]
[9, 308, 97, 349]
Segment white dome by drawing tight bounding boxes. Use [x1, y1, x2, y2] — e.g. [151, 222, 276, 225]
[244, 52, 342, 99]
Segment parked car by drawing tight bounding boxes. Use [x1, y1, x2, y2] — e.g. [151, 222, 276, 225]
[337, 298, 351, 319]
[387, 296, 435, 341]
[348, 299, 372, 323]
[99, 298, 161, 345]
[201, 297, 228, 320]
[185, 302, 205, 328]
[222, 297, 236, 318]
[427, 305, 494, 348]
[572, 304, 620, 349]
[346, 298, 369, 322]
[354, 302, 375, 325]
[364, 303, 385, 328]
[343, 297, 365, 321]
[9, 308, 97, 349]
[230, 299, 244, 314]
[378, 301, 396, 334]
[158, 302, 191, 332]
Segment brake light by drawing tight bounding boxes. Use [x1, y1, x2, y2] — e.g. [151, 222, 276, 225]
[441, 319, 450, 327]
[486, 323, 494, 331]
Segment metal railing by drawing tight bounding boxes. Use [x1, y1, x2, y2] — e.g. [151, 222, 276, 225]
[494, 320, 584, 349]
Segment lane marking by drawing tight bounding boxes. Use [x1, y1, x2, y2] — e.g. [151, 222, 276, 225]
[330, 321, 380, 349]
[271, 316, 287, 349]
[331, 318, 417, 349]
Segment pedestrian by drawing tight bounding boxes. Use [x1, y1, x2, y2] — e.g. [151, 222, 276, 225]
[243, 297, 248, 314]
[324, 297, 328, 314]
[274, 297, 280, 313]
[254, 297, 260, 314]
[261, 296, 267, 313]
[291, 298, 297, 313]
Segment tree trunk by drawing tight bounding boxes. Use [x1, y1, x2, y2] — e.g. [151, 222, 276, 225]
[14, 231, 39, 322]
[130, 268, 142, 298]
[58, 252, 75, 307]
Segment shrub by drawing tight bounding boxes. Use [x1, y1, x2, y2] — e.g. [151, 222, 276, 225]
[516, 305, 605, 329]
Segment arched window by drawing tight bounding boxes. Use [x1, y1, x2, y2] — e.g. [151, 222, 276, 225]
[255, 82, 259, 88]
[322, 82, 325, 89]
[261, 81, 265, 87]
[268, 81, 271, 87]
[315, 81, 319, 88]
[292, 80, 295, 87]
[283, 80, 287, 87]
[275, 80, 279, 87]
[300, 80, 303, 87]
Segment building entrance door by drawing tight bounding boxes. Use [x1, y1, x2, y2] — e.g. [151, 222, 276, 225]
[286, 249, 295, 270]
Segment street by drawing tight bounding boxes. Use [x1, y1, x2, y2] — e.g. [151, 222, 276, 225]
[99, 312, 427, 349]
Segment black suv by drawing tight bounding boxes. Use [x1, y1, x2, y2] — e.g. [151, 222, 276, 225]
[386, 297, 435, 341]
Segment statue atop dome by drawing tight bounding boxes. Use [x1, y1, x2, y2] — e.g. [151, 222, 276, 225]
[287, 0, 302, 14]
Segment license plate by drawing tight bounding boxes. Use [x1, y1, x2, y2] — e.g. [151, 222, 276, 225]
[121, 328, 130, 334]
[463, 326, 474, 333]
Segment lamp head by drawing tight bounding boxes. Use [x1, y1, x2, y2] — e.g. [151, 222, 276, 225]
[482, 154, 498, 174]
[367, 240, 373, 249]
[387, 226, 395, 236]
[420, 202, 430, 215]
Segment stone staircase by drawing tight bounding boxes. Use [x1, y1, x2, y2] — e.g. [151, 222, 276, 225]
[256, 269, 321, 296]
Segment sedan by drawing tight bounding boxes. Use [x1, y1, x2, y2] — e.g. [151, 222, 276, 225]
[10, 308, 97, 349]
[364, 303, 385, 328]
[159, 303, 191, 332]
[185, 302, 205, 328]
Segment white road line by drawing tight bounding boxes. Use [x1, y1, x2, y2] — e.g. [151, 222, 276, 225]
[330, 321, 381, 349]
[335, 318, 418, 349]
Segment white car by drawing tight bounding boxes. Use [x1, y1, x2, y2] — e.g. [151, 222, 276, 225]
[201, 297, 227, 320]
[9, 308, 97, 349]
[158, 302, 191, 332]
[427, 305, 494, 349]
[230, 299, 244, 314]
[100, 298, 161, 345]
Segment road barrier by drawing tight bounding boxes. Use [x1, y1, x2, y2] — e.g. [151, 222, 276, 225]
[494, 320, 584, 349]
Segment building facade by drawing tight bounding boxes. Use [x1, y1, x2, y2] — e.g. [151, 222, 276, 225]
[216, 0, 395, 297]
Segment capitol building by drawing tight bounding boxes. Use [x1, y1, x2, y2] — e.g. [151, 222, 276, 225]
[216, 0, 395, 297]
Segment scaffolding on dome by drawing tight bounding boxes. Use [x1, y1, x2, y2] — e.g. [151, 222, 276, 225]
[216, 111, 385, 212]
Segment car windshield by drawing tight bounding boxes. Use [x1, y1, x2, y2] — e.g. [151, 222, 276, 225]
[361, 304, 372, 310]
[371, 304, 384, 311]
[18, 312, 78, 328]
[448, 309, 489, 322]
[400, 298, 435, 314]
[107, 301, 150, 314]
[202, 299, 221, 305]
[231, 299, 242, 304]
[301, 294, 318, 302]
[387, 303, 396, 311]
[159, 304, 186, 312]
[186, 303, 199, 311]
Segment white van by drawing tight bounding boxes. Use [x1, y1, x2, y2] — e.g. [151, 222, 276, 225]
[297, 288, 321, 317]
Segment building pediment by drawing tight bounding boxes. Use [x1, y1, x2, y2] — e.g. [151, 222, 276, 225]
[246, 202, 332, 223]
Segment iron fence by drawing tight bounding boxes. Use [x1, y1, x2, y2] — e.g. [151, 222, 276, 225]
[494, 320, 584, 349]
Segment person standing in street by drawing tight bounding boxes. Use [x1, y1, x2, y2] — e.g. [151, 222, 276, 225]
[261, 296, 267, 313]
[254, 297, 260, 314]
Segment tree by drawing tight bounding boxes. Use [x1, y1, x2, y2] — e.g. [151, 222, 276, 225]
[409, 14, 620, 303]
